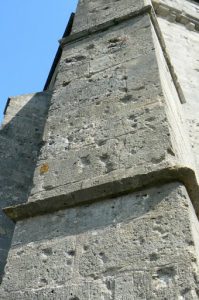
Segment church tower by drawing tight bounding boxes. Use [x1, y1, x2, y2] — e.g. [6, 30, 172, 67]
[0, 0, 199, 298]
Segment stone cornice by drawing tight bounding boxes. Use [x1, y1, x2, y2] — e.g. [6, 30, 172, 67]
[152, 0, 199, 31]
[4, 165, 199, 222]
[59, 5, 152, 47]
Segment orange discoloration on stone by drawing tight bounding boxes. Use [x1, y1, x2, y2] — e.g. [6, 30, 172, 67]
[40, 163, 49, 175]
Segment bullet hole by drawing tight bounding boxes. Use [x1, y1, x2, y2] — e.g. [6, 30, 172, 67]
[157, 266, 176, 278]
[119, 87, 127, 93]
[120, 95, 133, 103]
[68, 250, 76, 256]
[86, 43, 95, 50]
[16, 250, 24, 256]
[108, 37, 122, 44]
[65, 58, 73, 64]
[83, 245, 89, 251]
[80, 155, 90, 166]
[42, 248, 53, 256]
[75, 55, 86, 61]
[149, 253, 158, 261]
[102, 6, 109, 10]
[128, 114, 137, 121]
[99, 252, 108, 263]
[100, 153, 109, 163]
[40, 278, 48, 284]
[97, 139, 106, 146]
[62, 81, 71, 87]
[51, 289, 55, 294]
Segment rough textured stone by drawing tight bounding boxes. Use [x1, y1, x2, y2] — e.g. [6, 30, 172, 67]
[1, 182, 199, 299]
[154, 0, 199, 21]
[26, 14, 194, 205]
[0, 92, 50, 281]
[72, 0, 149, 33]
[1, 0, 199, 298]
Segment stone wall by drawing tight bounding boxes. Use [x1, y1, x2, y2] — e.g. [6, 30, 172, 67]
[1, 182, 199, 299]
[0, 92, 50, 281]
[156, 13, 199, 177]
[0, 0, 199, 298]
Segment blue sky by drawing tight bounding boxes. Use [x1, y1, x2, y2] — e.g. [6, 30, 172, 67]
[0, 0, 78, 122]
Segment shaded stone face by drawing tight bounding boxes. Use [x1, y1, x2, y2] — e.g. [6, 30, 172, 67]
[0, 92, 50, 281]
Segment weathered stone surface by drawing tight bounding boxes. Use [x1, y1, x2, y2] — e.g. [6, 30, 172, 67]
[1, 0, 199, 298]
[72, 0, 149, 33]
[57, 14, 155, 87]
[1, 182, 199, 298]
[26, 14, 194, 205]
[156, 15, 199, 178]
[153, 0, 199, 21]
[0, 92, 50, 281]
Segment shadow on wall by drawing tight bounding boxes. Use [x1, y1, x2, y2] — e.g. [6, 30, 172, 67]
[0, 91, 51, 282]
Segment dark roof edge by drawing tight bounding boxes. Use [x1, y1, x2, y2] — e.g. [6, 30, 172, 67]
[43, 13, 75, 91]
[3, 98, 11, 115]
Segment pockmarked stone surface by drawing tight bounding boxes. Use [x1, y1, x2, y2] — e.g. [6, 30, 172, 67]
[0, 92, 50, 281]
[1, 0, 199, 297]
[27, 14, 192, 204]
[72, 0, 149, 33]
[1, 182, 199, 299]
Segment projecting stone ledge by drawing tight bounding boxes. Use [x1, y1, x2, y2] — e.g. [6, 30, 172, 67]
[72, 0, 151, 33]
[3, 165, 199, 222]
[60, 4, 152, 47]
[1, 181, 199, 299]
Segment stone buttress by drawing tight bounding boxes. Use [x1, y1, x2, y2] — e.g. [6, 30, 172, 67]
[0, 0, 199, 298]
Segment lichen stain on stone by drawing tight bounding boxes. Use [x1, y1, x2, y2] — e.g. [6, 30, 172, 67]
[40, 163, 49, 175]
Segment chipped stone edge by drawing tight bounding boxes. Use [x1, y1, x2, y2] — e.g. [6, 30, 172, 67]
[152, 0, 199, 32]
[150, 7, 187, 104]
[3, 165, 199, 222]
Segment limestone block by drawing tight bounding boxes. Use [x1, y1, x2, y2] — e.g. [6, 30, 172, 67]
[153, 0, 199, 21]
[28, 15, 181, 203]
[72, 0, 148, 33]
[156, 17, 199, 177]
[29, 102, 175, 201]
[26, 13, 196, 205]
[56, 15, 155, 87]
[1, 182, 199, 298]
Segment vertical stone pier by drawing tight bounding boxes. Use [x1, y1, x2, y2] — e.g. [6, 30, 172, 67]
[1, 0, 199, 298]
[0, 92, 50, 282]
